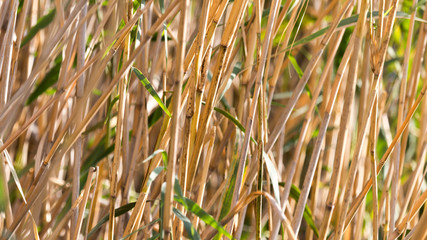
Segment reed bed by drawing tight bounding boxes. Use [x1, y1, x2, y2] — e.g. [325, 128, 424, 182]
[0, 0, 427, 239]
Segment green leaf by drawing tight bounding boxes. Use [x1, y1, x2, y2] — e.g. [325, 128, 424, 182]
[217, 130, 241, 229]
[21, 9, 56, 47]
[105, 96, 120, 124]
[102, 39, 117, 59]
[121, 219, 161, 240]
[87, 202, 136, 237]
[173, 208, 201, 240]
[282, 11, 427, 55]
[147, 233, 161, 240]
[173, 182, 234, 240]
[212, 106, 257, 144]
[140, 149, 168, 167]
[148, 95, 172, 127]
[26, 55, 62, 105]
[159, 0, 165, 13]
[143, 166, 165, 193]
[304, 85, 312, 99]
[288, 55, 303, 78]
[219, 63, 241, 100]
[132, 67, 171, 117]
[384, 7, 393, 17]
[0, 175, 6, 212]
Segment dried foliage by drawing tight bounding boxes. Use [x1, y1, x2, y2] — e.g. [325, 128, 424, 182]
[0, 0, 426, 239]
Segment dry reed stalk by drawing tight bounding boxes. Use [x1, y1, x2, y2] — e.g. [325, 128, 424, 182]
[326, 0, 368, 238]
[108, 1, 133, 237]
[163, 0, 188, 239]
[202, 191, 296, 239]
[87, 162, 106, 235]
[331, 0, 399, 236]
[0, 0, 89, 124]
[391, 167, 427, 239]
[122, 0, 182, 236]
[266, 0, 299, 116]
[233, 0, 280, 219]
[2, 0, 427, 238]
[192, 127, 216, 228]
[186, 0, 249, 192]
[45, 194, 83, 240]
[271, 9, 353, 239]
[265, 0, 355, 153]
[332, 81, 427, 238]
[401, 152, 427, 239]
[399, 0, 427, 182]
[287, 1, 358, 236]
[183, 0, 228, 74]
[179, 0, 210, 197]
[392, 0, 418, 228]
[5, 16, 147, 238]
[72, 167, 96, 239]
[85, 166, 99, 238]
[0, 0, 18, 111]
[71, 1, 88, 236]
[238, 0, 262, 122]
[369, 91, 379, 240]
[32, 9, 145, 183]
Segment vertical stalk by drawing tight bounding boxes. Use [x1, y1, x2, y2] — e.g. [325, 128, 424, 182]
[265, 0, 355, 153]
[163, 0, 188, 239]
[186, 0, 249, 192]
[71, 2, 87, 238]
[0, 0, 18, 111]
[370, 94, 379, 240]
[232, 0, 280, 213]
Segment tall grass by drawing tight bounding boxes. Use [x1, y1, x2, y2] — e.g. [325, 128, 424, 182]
[0, 0, 426, 239]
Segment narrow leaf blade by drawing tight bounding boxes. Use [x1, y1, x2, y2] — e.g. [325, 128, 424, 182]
[21, 9, 56, 47]
[173, 208, 201, 240]
[132, 67, 171, 117]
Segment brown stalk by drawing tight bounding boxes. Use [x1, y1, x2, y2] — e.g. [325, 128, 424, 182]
[163, 0, 188, 239]
[0, 0, 18, 110]
[266, 0, 302, 115]
[370, 93, 379, 240]
[290, 1, 361, 235]
[0, 0, 89, 127]
[232, 0, 280, 219]
[186, 0, 249, 192]
[192, 127, 216, 228]
[123, 0, 183, 236]
[324, 0, 368, 238]
[5, 19, 151, 237]
[71, 2, 88, 236]
[45, 195, 83, 240]
[108, 1, 133, 237]
[237, 0, 261, 122]
[202, 191, 296, 240]
[183, 0, 228, 74]
[390, 171, 427, 239]
[72, 167, 96, 239]
[265, 0, 355, 153]
[331, 82, 427, 238]
[393, 1, 426, 227]
[399, 0, 427, 179]
[179, 0, 210, 196]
